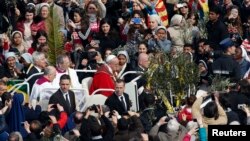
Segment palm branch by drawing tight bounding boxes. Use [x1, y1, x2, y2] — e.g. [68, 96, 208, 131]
[46, 6, 64, 66]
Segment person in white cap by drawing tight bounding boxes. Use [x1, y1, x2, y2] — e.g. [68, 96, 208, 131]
[89, 54, 119, 97]
[116, 50, 131, 81]
[2, 52, 23, 80]
[20, 53, 34, 76]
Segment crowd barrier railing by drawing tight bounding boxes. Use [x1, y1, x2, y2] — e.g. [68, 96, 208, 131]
[120, 71, 144, 80]
[80, 89, 115, 111]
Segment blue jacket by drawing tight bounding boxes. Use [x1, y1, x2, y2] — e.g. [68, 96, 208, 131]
[199, 127, 207, 141]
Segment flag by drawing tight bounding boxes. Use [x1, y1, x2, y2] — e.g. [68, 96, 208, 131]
[198, 0, 209, 13]
[7, 80, 29, 103]
[155, 0, 169, 27]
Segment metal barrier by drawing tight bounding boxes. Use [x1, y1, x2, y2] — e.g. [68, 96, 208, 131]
[39, 88, 89, 111]
[81, 89, 115, 111]
[75, 70, 97, 73]
[7, 82, 30, 99]
[8, 70, 95, 96]
[120, 71, 144, 79]
[8, 72, 44, 94]
[131, 75, 142, 82]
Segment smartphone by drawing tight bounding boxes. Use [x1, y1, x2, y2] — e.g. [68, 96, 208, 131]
[132, 18, 141, 24]
[237, 104, 246, 110]
[67, 19, 72, 23]
[21, 122, 25, 126]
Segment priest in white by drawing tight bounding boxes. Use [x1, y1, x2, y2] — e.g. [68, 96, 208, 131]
[30, 66, 56, 110]
[52, 54, 82, 89]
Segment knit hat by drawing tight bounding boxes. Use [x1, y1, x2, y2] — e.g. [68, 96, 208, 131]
[4, 52, 16, 61]
[21, 53, 33, 64]
[155, 26, 167, 33]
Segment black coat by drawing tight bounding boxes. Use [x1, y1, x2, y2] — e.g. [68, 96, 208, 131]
[105, 93, 131, 115]
[127, 66, 147, 89]
[97, 34, 121, 55]
[212, 54, 241, 81]
[206, 20, 229, 50]
[228, 91, 250, 124]
[26, 66, 43, 92]
[49, 89, 76, 115]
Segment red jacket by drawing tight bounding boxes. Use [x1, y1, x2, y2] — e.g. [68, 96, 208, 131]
[178, 106, 193, 123]
[49, 111, 68, 129]
[16, 20, 46, 35]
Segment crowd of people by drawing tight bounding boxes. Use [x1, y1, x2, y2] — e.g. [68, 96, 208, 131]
[1, 0, 250, 141]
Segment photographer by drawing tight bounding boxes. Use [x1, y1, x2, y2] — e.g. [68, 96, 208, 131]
[113, 111, 144, 141]
[147, 26, 172, 53]
[64, 111, 83, 141]
[227, 80, 250, 124]
[224, 6, 243, 45]
[149, 116, 187, 141]
[76, 47, 103, 82]
[23, 120, 43, 141]
[80, 105, 114, 141]
[39, 114, 66, 141]
[0, 97, 11, 140]
[191, 92, 227, 130]
[140, 93, 166, 133]
[46, 104, 68, 129]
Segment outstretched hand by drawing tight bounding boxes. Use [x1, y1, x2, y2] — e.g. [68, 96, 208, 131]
[157, 116, 168, 126]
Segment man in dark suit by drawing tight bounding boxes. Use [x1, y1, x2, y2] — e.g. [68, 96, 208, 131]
[105, 79, 131, 115]
[49, 74, 76, 115]
[128, 53, 149, 92]
[26, 52, 47, 92]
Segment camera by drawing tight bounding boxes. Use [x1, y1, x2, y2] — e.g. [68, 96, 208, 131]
[165, 117, 172, 122]
[69, 130, 75, 135]
[237, 104, 246, 110]
[109, 110, 115, 118]
[51, 104, 57, 109]
[89, 104, 99, 113]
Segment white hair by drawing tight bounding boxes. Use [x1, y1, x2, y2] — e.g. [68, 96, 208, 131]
[186, 121, 198, 130]
[167, 118, 180, 132]
[32, 52, 45, 64]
